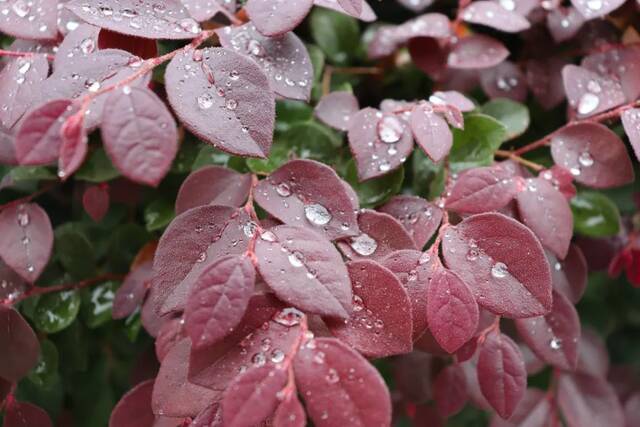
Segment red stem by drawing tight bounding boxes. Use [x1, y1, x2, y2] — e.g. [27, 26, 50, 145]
[0, 49, 55, 61]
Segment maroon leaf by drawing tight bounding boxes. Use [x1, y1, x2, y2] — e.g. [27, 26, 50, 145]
[109, 379, 155, 427]
[379, 195, 443, 249]
[255, 225, 352, 318]
[562, 64, 624, 118]
[185, 255, 255, 349]
[165, 47, 275, 158]
[273, 393, 306, 427]
[411, 102, 453, 163]
[82, 184, 110, 223]
[489, 388, 552, 427]
[557, 373, 624, 427]
[102, 87, 178, 187]
[582, 45, 640, 102]
[245, 0, 313, 37]
[461, 1, 530, 33]
[221, 365, 288, 427]
[66, 0, 202, 39]
[408, 37, 449, 80]
[516, 177, 573, 259]
[254, 159, 359, 240]
[217, 23, 313, 101]
[550, 122, 634, 189]
[113, 262, 152, 319]
[98, 29, 159, 59]
[176, 166, 252, 214]
[477, 330, 527, 419]
[53, 23, 101, 72]
[480, 61, 527, 102]
[448, 35, 509, 70]
[0, 202, 53, 283]
[58, 111, 88, 181]
[434, 364, 468, 417]
[539, 166, 577, 200]
[621, 108, 640, 162]
[338, 210, 416, 261]
[0, 0, 58, 41]
[549, 244, 588, 304]
[326, 260, 413, 358]
[314, 0, 376, 21]
[0, 127, 17, 166]
[547, 7, 584, 43]
[293, 337, 391, 426]
[3, 401, 53, 427]
[348, 108, 414, 180]
[337, 0, 363, 16]
[315, 91, 360, 132]
[446, 164, 519, 214]
[0, 55, 49, 129]
[428, 267, 479, 353]
[0, 259, 28, 303]
[526, 57, 568, 111]
[0, 306, 39, 382]
[155, 317, 186, 362]
[570, 0, 625, 20]
[442, 212, 553, 318]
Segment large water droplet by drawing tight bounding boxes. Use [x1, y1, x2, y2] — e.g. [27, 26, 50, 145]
[197, 93, 214, 109]
[350, 234, 378, 256]
[270, 349, 285, 363]
[17, 60, 31, 74]
[243, 221, 257, 237]
[326, 368, 340, 384]
[225, 99, 238, 110]
[288, 251, 304, 268]
[251, 352, 266, 366]
[276, 182, 291, 197]
[352, 295, 364, 312]
[304, 203, 332, 226]
[12, 0, 30, 18]
[578, 151, 594, 167]
[17, 210, 29, 227]
[586, 0, 603, 10]
[491, 262, 508, 278]
[273, 307, 304, 326]
[549, 337, 562, 350]
[377, 115, 403, 144]
[577, 92, 599, 115]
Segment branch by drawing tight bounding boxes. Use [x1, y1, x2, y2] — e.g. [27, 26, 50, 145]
[321, 65, 383, 96]
[495, 150, 545, 172]
[8, 273, 125, 305]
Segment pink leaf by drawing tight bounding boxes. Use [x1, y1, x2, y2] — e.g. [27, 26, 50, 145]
[113, 262, 152, 320]
[442, 212, 553, 318]
[190, 403, 222, 427]
[53, 24, 101, 71]
[176, 166, 252, 214]
[621, 108, 640, 162]
[82, 184, 110, 223]
[430, 90, 476, 112]
[109, 379, 155, 427]
[562, 65, 625, 118]
[582, 45, 640, 102]
[315, 91, 360, 132]
[480, 61, 527, 102]
[434, 364, 468, 417]
[411, 103, 453, 163]
[0, 0, 57, 41]
[557, 373, 624, 427]
[489, 388, 552, 427]
[245, 0, 314, 37]
[477, 330, 527, 419]
[0, 260, 28, 303]
[570, 0, 625, 20]
[273, 393, 306, 427]
[547, 7, 584, 43]
[0, 306, 40, 382]
[165, 47, 275, 158]
[314, 0, 376, 21]
[0, 55, 49, 129]
[549, 244, 588, 304]
[98, 29, 159, 60]
[461, 1, 530, 33]
[397, 0, 433, 11]
[448, 35, 509, 70]
[337, 0, 363, 16]
[58, 111, 88, 181]
[446, 164, 519, 214]
[293, 337, 391, 426]
[379, 195, 443, 249]
[3, 401, 53, 427]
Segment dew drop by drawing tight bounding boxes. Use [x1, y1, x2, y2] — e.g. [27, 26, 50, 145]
[273, 307, 304, 326]
[578, 151, 594, 167]
[554, 262, 562, 271]
[377, 115, 403, 144]
[275, 182, 291, 197]
[270, 349, 285, 363]
[352, 295, 364, 312]
[17, 211, 29, 227]
[251, 352, 266, 366]
[491, 262, 508, 278]
[577, 92, 599, 115]
[17, 60, 31, 74]
[304, 203, 332, 226]
[350, 234, 378, 257]
[225, 99, 238, 110]
[586, 0, 602, 10]
[248, 39, 265, 57]
[418, 252, 431, 265]
[326, 368, 340, 384]
[197, 93, 214, 109]
[196, 252, 207, 263]
[549, 337, 562, 350]
[466, 249, 479, 261]
[12, 0, 30, 18]
[288, 251, 304, 268]
[243, 221, 257, 237]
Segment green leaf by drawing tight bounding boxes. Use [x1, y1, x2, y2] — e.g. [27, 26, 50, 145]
[310, 8, 361, 66]
[107, 224, 150, 272]
[55, 226, 96, 280]
[144, 198, 175, 232]
[33, 290, 81, 334]
[481, 98, 530, 139]
[307, 43, 325, 83]
[191, 145, 248, 172]
[412, 150, 445, 199]
[82, 281, 118, 329]
[124, 311, 142, 342]
[450, 113, 507, 173]
[571, 191, 621, 237]
[75, 148, 120, 183]
[171, 141, 200, 174]
[53, 320, 88, 373]
[7, 166, 56, 182]
[246, 143, 291, 174]
[27, 339, 59, 389]
[275, 100, 314, 133]
[344, 159, 404, 208]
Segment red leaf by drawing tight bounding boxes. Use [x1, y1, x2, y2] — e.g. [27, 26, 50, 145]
[190, 403, 222, 427]
[254, 159, 359, 240]
[109, 379, 155, 427]
[58, 111, 88, 181]
[477, 330, 527, 419]
[562, 65, 625, 118]
[3, 401, 53, 427]
[448, 35, 509, 70]
[480, 61, 528, 103]
[442, 212, 553, 318]
[113, 262, 152, 320]
[461, 1, 530, 33]
[0, 0, 57, 41]
[97, 29, 159, 60]
[176, 166, 251, 214]
[539, 166, 577, 199]
[255, 225, 352, 318]
[410, 102, 453, 163]
[337, 0, 363, 16]
[0, 202, 53, 283]
[245, 0, 314, 37]
[446, 164, 519, 214]
[326, 260, 413, 358]
[102, 87, 178, 187]
[379, 195, 443, 249]
[582, 45, 640, 102]
[427, 267, 479, 353]
[0, 306, 39, 382]
[155, 317, 186, 362]
[408, 37, 449, 80]
[315, 91, 360, 132]
[221, 365, 288, 427]
[434, 364, 468, 417]
[489, 388, 552, 427]
[557, 373, 624, 427]
[549, 244, 588, 304]
[0, 55, 49, 129]
[550, 122, 634, 189]
[293, 337, 391, 426]
[273, 393, 306, 427]
[82, 184, 110, 223]
[185, 255, 255, 349]
[0, 259, 28, 303]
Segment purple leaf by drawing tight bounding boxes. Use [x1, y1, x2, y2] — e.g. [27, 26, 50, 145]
[446, 164, 519, 214]
[53, 23, 101, 71]
[477, 330, 527, 419]
[255, 225, 352, 318]
[326, 260, 413, 358]
[480, 61, 527, 102]
[245, 0, 313, 37]
[0, 127, 17, 166]
[448, 35, 509, 70]
[562, 65, 625, 118]
[3, 401, 53, 427]
[102, 87, 178, 187]
[175, 166, 252, 214]
[526, 57, 568, 111]
[547, 7, 584, 43]
[0, 55, 49, 129]
[314, 0, 376, 21]
[427, 267, 479, 353]
[408, 37, 449, 80]
[0, 0, 58, 41]
[338, 210, 417, 261]
[315, 91, 360, 132]
[461, 1, 530, 33]
[550, 122, 634, 189]
[0, 259, 28, 303]
[489, 388, 552, 427]
[113, 262, 152, 319]
[182, 0, 236, 21]
[0, 202, 53, 283]
[165, 47, 275, 158]
[274, 393, 306, 427]
[396, 0, 433, 11]
[410, 103, 453, 163]
[557, 373, 624, 427]
[379, 195, 443, 249]
[66, 0, 202, 39]
[442, 212, 553, 318]
[621, 108, 640, 162]
[570, 0, 625, 20]
[429, 90, 476, 112]
[58, 111, 89, 181]
[293, 337, 392, 426]
[337, 0, 363, 16]
[185, 254, 255, 349]
[254, 159, 359, 240]
[109, 380, 155, 427]
[348, 108, 414, 180]
[434, 364, 468, 417]
[0, 306, 40, 382]
[82, 184, 110, 223]
[97, 29, 159, 60]
[549, 244, 588, 304]
[582, 45, 640, 102]
[217, 23, 313, 101]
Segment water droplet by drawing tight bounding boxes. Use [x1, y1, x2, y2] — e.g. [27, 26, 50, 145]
[586, 0, 602, 10]
[122, 85, 132, 95]
[84, 79, 100, 92]
[21, 236, 30, 245]
[554, 262, 562, 271]
[276, 182, 291, 197]
[197, 93, 214, 109]
[196, 252, 207, 263]
[260, 230, 276, 242]
[313, 351, 326, 364]
[374, 319, 384, 329]
[26, 265, 34, 273]
[17, 60, 31, 74]
[491, 262, 508, 278]
[578, 151, 594, 167]
[273, 307, 304, 326]
[549, 337, 562, 350]
[466, 249, 479, 261]
[225, 99, 238, 110]
[17, 211, 29, 227]
[499, 0, 516, 10]
[350, 234, 378, 257]
[569, 167, 581, 176]
[418, 253, 431, 265]
[270, 349, 285, 363]
[377, 115, 403, 144]
[251, 352, 266, 366]
[288, 251, 304, 268]
[229, 70, 239, 80]
[577, 92, 599, 115]
[304, 203, 332, 226]
[248, 39, 265, 57]
[352, 295, 364, 312]
[378, 161, 391, 172]
[12, 0, 30, 18]
[179, 17, 201, 34]
[326, 368, 340, 384]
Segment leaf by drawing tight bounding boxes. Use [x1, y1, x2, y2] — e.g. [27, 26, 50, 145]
[217, 23, 313, 101]
[102, 87, 178, 187]
[477, 330, 527, 419]
[582, 45, 640, 102]
[97, 28, 159, 59]
[0, 0, 57, 40]
[557, 373, 625, 427]
[621, 107, 640, 159]
[338, 209, 416, 261]
[315, 91, 360, 131]
[0, 202, 53, 283]
[433, 364, 468, 417]
[144, 199, 175, 232]
[176, 166, 251, 215]
[309, 7, 361, 65]
[0, 306, 40, 382]
[326, 260, 413, 358]
[516, 177, 573, 259]
[165, 47, 275, 158]
[547, 7, 584, 43]
[83, 281, 118, 328]
[410, 103, 453, 163]
[66, 0, 202, 39]
[245, 0, 313, 37]
[575, 328, 609, 377]
[337, 0, 363, 16]
[0, 259, 28, 303]
[75, 147, 121, 183]
[0, 55, 49, 129]
[570, 191, 621, 237]
[570, 0, 625, 20]
[3, 401, 53, 427]
[442, 212, 553, 318]
[427, 267, 479, 353]
[222, 365, 288, 427]
[480, 98, 530, 139]
[255, 225, 352, 318]
[58, 111, 89, 181]
[449, 113, 507, 173]
[379, 195, 443, 249]
[113, 262, 153, 319]
[54, 225, 96, 280]
[190, 403, 222, 427]
[445, 164, 519, 214]
[185, 255, 255, 349]
[526, 57, 568, 111]
[344, 159, 404, 208]
[82, 185, 110, 223]
[489, 388, 552, 427]
[109, 379, 155, 427]
[397, 0, 433, 11]
[53, 23, 101, 71]
[182, 0, 235, 21]
[515, 290, 580, 370]
[33, 290, 81, 333]
[562, 65, 624, 118]
[550, 244, 588, 304]
[462, 1, 530, 33]
[448, 35, 509, 70]
[293, 337, 391, 426]
[348, 108, 414, 180]
[254, 159, 359, 240]
[314, 0, 376, 21]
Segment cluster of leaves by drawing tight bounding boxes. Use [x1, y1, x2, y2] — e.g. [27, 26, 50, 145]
[1, 0, 640, 426]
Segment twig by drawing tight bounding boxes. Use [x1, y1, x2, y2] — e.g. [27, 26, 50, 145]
[0, 49, 55, 61]
[8, 273, 125, 305]
[321, 65, 383, 96]
[495, 150, 545, 172]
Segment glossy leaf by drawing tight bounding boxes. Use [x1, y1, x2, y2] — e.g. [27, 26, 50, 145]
[480, 63, 528, 103]
[0, 55, 49, 129]
[33, 290, 81, 333]
[449, 114, 507, 173]
[570, 191, 621, 237]
[113, 262, 152, 319]
[549, 244, 588, 304]
[245, 0, 313, 37]
[315, 91, 360, 131]
[0, 0, 57, 40]
[480, 98, 530, 139]
[274, 393, 306, 427]
[379, 195, 443, 249]
[314, 0, 376, 21]
[448, 35, 509, 70]
[0, 306, 40, 382]
[570, 0, 625, 20]
[462, 1, 530, 33]
[621, 108, 640, 162]
[446, 164, 519, 214]
[489, 388, 552, 427]
[175, 166, 251, 214]
[58, 111, 88, 181]
[411, 103, 453, 163]
[562, 65, 624, 119]
[344, 159, 404, 208]
[109, 379, 155, 427]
